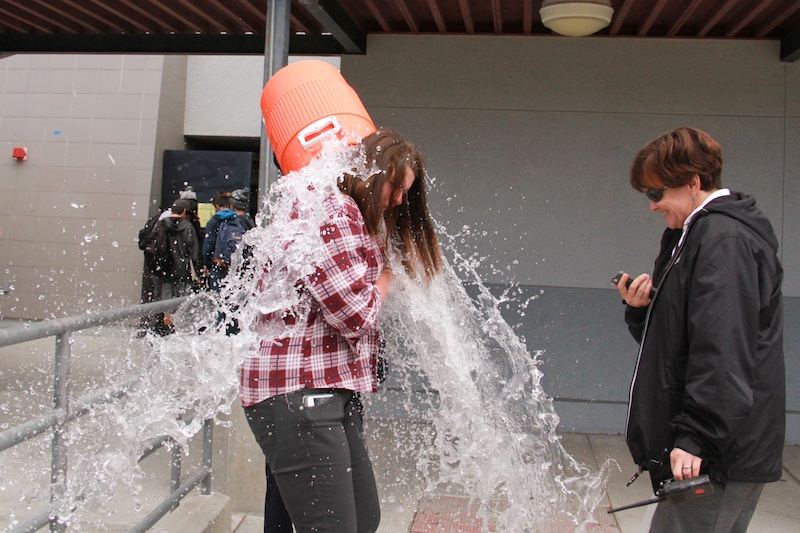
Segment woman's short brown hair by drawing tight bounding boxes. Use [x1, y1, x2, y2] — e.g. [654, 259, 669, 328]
[630, 127, 724, 192]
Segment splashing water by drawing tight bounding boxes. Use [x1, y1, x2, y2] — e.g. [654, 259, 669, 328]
[1, 139, 612, 531]
[221, 139, 614, 530]
[374, 253, 612, 530]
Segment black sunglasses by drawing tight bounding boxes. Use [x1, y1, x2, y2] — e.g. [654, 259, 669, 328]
[645, 185, 669, 202]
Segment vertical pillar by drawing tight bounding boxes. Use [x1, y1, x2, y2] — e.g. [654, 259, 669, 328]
[257, 0, 291, 222]
[170, 438, 181, 508]
[201, 419, 214, 495]
[50, 333, 71, 533]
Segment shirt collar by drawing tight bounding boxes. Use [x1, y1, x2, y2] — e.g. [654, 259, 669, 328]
[677, 188, 730, 250]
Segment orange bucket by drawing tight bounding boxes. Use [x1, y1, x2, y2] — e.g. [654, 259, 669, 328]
[261, 60, 376, 173]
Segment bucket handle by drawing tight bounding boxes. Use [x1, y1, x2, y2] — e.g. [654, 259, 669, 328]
[298, 116, 342, 149]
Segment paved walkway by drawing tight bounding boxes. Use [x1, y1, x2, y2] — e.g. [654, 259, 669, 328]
[230, 431, 800, 532]
[232, 434, 800, 533]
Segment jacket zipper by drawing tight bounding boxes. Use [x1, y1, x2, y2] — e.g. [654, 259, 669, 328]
[624, 233, 691, 441]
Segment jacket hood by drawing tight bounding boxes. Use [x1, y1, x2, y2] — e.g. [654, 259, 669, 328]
[214, 209, 236, 220]
[697, 191, 779, 252]
[163, 216, 190, 234]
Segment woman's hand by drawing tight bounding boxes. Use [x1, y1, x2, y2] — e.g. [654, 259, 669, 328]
[670, 447, 702, 481]
[615, 272, 653, 308]
[376, 267, 394, 301]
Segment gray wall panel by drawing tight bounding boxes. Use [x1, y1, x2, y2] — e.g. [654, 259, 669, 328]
[786, 61, 800, 118]
[345, 35, 784, 117]
[368, 107, 786, 290]
[784, 118, 800, 296]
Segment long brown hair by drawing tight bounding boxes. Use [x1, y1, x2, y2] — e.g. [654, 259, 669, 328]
[339, 129, 442, 280]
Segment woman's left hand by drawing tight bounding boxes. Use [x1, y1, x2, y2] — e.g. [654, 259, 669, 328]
[376, 267, 393, 300]
[616, 273, 653, 308]
[670, 447, 702, 480]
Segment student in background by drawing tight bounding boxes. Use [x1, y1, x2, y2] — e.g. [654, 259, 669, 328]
[202, 191, 233, 292]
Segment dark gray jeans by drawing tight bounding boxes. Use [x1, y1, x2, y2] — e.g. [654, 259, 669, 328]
[650, 480, 764, 533]
[244, 389, 380, 533]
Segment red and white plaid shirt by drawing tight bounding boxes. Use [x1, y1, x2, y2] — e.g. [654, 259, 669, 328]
[240, 194, 383, 406]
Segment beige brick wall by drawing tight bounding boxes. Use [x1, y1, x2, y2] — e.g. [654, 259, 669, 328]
[0, 54, 187, 319]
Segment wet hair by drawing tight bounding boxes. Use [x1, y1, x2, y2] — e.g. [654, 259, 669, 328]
[630, 127, 724, 192]
[339, 128, 442, 280]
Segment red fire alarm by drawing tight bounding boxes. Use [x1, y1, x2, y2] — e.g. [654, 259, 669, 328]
[12, 147, 28, 160]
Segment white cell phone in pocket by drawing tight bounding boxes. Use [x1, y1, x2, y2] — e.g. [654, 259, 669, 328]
[303, 392, 334, 408]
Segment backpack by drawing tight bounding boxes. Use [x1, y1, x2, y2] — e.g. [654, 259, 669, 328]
[143, 221, 173, 275]
[214, 216, 250, 268]
[137, 213, 160, 250]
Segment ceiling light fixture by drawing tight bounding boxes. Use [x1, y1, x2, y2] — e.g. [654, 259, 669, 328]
[540, 0, 614, 37]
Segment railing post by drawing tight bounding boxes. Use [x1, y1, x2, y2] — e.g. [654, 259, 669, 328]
[201, 419, 213, 495]
[51, 333, 71, 533]
[170, 438, 181, 510]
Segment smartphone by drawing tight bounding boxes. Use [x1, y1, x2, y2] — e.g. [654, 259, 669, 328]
[303, 392, 334, 408]
[613, 271, 657, 298]
[611, 271, 633, 289]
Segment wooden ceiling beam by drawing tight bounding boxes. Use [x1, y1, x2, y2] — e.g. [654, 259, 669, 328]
[84, 0, 151, 33]
[4, 0, 76, 33]
[298, 0, 366, 53]
[116, 0, 174, 32]
[458, 0, 474, 33]
[638, 0, 669, 36]
[172, 0, 228, 33]
[0, 5, 51, 33]
[426, 0, 447, 32]
[392, 0, 418, 33]
[491, 0, 503, 33]
[144, 0, 207, 33]
[756, 1, 800, 38]
[290, 14, 314, 35]
[727, 0, 774, 38]
[698, 0, 740, 37]
[363, 0, 391, 32]
[523, 0, 533, 35]
[667, 0, 703, 36]
[609, 0, 635, 35]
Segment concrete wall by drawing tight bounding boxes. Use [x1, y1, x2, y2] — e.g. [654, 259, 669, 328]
[341, 35, 799, 443]
[0, 54, 187, 318]
[183, 55, 339, 139]
[184, 55, 264, 139]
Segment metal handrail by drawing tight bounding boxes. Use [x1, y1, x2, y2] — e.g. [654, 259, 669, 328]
[0, 296, 216, 533]
[0, 298, 186, 347]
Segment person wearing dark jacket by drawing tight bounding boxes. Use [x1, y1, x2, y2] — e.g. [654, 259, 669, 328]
[202, 192, 234, 292]
[614, 127, 784, 533]
[158, 198, 201, 299]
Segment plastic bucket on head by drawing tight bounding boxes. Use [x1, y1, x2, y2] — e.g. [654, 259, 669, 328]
[260, 60, 376, 173]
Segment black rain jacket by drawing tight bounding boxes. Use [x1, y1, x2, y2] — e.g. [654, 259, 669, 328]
[162, 217, 200, 282]
[624, 191, 785, 489]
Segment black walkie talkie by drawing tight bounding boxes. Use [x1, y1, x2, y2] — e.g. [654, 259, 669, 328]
[608, 475, 714, 514]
